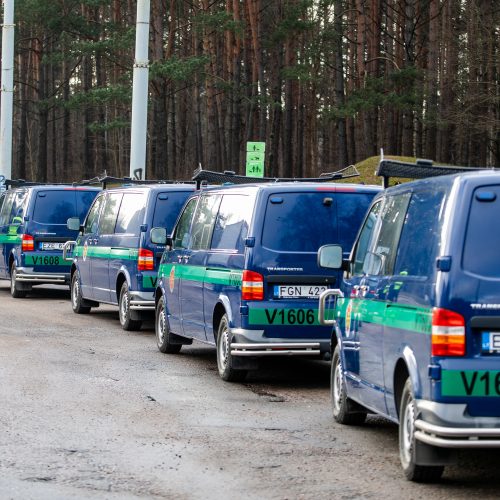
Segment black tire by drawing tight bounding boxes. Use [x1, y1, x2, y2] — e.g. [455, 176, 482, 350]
[155, 295, 182, 354]
[10, 264, 27, 298]
[216, 314, 247, 382]
[399, 378, 444, 482]
[119, 281, 142, 331]
[331, 345, 367, 425]
[71, 271, 91, 314]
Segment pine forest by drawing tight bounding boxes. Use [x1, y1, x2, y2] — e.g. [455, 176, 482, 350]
[5, 0, 500, 182]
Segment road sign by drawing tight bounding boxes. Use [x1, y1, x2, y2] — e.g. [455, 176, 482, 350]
[246, 142, 265, 177]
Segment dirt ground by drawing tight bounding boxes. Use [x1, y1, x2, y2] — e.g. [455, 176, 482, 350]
[0, 283, 499, 499]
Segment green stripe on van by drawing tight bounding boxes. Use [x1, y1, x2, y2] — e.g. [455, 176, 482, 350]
[0, 234, 22, 244]
[158, 263, 243, 286]
[335, 298, 432, 335]
[74, 245, 139, 260]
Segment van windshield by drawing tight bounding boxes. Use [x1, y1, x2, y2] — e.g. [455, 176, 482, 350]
[262, 191, 375, 252]
[33, 190, 98, 224]
[463, 185, 500, 278]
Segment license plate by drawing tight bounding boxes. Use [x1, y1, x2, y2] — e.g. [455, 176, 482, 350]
[481, 332, 500, 354]
[274, 285, 328, 298]
[40, 242, 65, 251]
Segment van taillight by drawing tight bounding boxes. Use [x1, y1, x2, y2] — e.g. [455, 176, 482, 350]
[241, 270, 264, 301]
[138, 248, 154, 271]
[21, 234, 35, 252]
[431, 308, 465, 356]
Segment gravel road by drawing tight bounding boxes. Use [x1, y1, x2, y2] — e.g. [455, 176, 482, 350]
[0, 283, 499, 499]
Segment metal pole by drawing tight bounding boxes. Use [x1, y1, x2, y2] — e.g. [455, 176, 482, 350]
[0, 0, 15, 181]
[129, 0, 150, 181]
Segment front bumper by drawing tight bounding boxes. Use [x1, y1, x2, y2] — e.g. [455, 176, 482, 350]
[230, 327, 327, 357]
[415, 399, 500, 448]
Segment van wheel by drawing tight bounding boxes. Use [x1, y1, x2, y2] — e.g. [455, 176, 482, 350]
[399, 378, 444, 482]
[331, 345, 367, 425]
[71, 271, 91, 314]
[119, 281, 142, 331]
[10, 264, 27, 298]
[216, 314, 247, 382]
[156, 295, 181, 354]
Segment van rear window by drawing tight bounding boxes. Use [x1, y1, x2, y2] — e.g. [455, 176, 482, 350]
[152, 191, 192, 232]
[262, 192, 374, 252]
[33, 190, 98, 224]
[463, 186, 500, 278]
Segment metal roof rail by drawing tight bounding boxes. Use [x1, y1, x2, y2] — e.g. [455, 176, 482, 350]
[191, 165, 359, 189]
[81, 176, 195, 189]
[376, 158, 487, 188]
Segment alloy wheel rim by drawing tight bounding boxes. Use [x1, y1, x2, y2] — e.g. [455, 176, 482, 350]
[120, 290, 129, 323]
[333, 359, 342, 413]
[401, 396, 415, 466]
[72, 277, 79, 308]
[11, 269, 16, 294]
[218, 327, 229, 369]
[157, 305, 165, 345]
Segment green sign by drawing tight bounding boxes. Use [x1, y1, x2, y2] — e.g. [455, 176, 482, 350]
[246, 160, 264, 177]
[246, 142, 266, 153]
[246, 142, 265, 177]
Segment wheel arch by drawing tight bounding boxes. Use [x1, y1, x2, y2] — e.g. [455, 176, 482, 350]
[393, 346, 419, 419]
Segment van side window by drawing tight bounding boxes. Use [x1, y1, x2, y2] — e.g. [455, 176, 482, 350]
[371, 193, 411, 275]
[352, 201, 382, 275]
[190, 195, 222, 250]
[0, 192, 14, 226]
[463, 185, 500, 278]
[84, 195, 105, 234]
[115, 193, 145, 236]
[99, 193, 123, 235]
[211, 194, 252, 252]
[173, 198, 198, 249]
[394, 190, 445, 277]
[8, 190, 28, 224]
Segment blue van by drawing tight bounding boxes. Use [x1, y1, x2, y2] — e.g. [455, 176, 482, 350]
[153, 179, 380, 381]
[67, 184, 195, 330]
[0, 184, 99, 297]
[318, 164, 500, 482]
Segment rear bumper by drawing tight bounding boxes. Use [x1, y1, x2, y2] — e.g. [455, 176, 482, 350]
[129, 290, 155, 311]
[415, 400, 500, 448]
[15, 267, 69, 285]
[230, 327, 327, 356]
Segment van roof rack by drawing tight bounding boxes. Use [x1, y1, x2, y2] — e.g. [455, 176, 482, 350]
[192, 165, 359, 189]
[2, 179, 95, 189]
[376, 158, 486, 188]
[83, 176, 195, 189]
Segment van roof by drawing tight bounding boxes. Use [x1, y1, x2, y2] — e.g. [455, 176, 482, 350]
[381, 169, 500, 197]
[101, 183, 197, 193]
[195, 182, 382, 195]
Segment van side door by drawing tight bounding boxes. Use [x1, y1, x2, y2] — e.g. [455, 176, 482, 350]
[339, 201, 383, 403]
[77, 193, 105, 299]
[180, 194, 222, 340]
[0, 191, 16, 277]
[162, 197, 198, 335]
[91, 192, 123, 303]
[356, 193, 411, 413]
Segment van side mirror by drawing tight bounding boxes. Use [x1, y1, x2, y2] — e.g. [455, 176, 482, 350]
[318, 244, 343, 269]
[150, 227, 167, 245]
[67, 217, 81, 232]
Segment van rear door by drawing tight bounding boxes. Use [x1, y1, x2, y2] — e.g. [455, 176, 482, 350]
[440, 182, 500, 417]
[246, 188, 375, 346]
